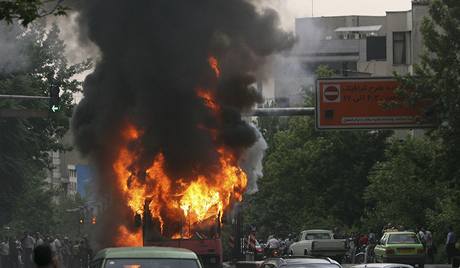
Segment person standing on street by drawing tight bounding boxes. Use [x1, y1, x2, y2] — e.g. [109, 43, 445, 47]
[35, 233, 44, 247]
[71, 240, 81, 268]
[446, 226, 457, 264]
[266, 235, 280, 257]
[62, 237, 72, 268]
[53, 235, 63, 267]
[0, 237, 9, 268]
[9, 236, 21, 268]
[22, 231, 36, 268]
[425, 229, 434, 264]
[418, 228, 426, 244]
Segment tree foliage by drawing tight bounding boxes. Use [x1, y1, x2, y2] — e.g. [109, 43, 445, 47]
[400, 0, 460, 178]
[0, 22, 91, 229]
[245, 116, 390, 238]
[0, 0, 68, 26]
[396, 0, 460, 235]
[363, 138, 441, 230]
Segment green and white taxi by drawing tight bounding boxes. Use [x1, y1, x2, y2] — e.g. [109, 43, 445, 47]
[374, 232, 425, 268]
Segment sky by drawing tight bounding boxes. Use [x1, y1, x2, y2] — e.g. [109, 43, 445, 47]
[272, 0, 412, 29]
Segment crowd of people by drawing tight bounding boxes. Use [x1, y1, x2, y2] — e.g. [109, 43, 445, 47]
[0, 231, 92, 268]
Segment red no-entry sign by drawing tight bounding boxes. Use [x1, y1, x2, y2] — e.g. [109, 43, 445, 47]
[323, 85, 340, 102]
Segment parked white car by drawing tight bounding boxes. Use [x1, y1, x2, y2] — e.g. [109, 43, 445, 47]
[289, 229, 348, 262]
[352, 263, 414, 268]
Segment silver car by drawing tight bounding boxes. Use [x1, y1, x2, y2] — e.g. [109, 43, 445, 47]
[352, 263, 414, 268]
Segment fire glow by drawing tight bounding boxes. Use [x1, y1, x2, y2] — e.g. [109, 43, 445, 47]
[113, 58, 248, 246]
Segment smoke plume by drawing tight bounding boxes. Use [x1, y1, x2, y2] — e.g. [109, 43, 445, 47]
[72, 0, 293, 246]
[0, 23, 29, 73]
[239, 124, 267, 194]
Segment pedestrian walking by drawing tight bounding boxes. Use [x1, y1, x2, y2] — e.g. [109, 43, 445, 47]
[0, 237, 9, 268]
[21, 231, 36, 268]
[79, 239, 89, 268]
[71, 240, 81, 268]
[446, 226, 457, 264]
[35, 233, 44, 247]
[62, 237, 72, 268]
[52, 235, 63, 266]
[425, 229, 434, 264]
[9, 236, 21, 268]
[418, 228, 426, 247]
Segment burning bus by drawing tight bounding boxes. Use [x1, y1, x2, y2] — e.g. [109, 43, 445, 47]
[110, 118, 247, 267]
[71, 1, 292, 267]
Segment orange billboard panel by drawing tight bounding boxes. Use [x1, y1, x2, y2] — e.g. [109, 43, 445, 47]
[316, 77, 431, 129]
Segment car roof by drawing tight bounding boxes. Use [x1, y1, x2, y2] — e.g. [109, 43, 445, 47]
[303, 230, 332, 233]
[286, 259, 335, 264]
[352, 264, 414, 268]
[93, 246, 198, 260]
[266, 256, 339, 265]
[385, 232, 416, 235]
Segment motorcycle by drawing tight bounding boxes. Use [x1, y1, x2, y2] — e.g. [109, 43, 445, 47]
[354, 243, 376, 264]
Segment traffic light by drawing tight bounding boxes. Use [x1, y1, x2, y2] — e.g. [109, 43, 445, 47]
[91, 217, 97, 225]
[49, 84, 60, 113]
[79, 218, 84, 224]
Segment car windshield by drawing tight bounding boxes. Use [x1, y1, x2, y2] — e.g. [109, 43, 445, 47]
[306, 233, 331, 240]
[104, 259, 199, 268]
[387, 234, 419, 244]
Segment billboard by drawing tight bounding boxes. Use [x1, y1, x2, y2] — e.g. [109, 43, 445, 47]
[316, 77, 431, 129]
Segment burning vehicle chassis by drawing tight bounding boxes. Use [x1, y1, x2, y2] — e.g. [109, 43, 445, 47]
[139, 199, 224, 267]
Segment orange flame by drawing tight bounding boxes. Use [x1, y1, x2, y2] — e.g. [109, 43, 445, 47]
[197, 89, 219, 113]
[116, 226, 142, 247]
[112, 56, 247, 244]
[208, 56, 220, 78]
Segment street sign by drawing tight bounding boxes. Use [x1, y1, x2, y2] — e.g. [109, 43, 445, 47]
[51, 105, 59, 113]
[323, 85, 340, 102]
[316, 77, 432, 129]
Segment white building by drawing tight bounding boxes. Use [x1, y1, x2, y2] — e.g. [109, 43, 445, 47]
[45, 131, 87, 200]
[264, 1, 429, 107]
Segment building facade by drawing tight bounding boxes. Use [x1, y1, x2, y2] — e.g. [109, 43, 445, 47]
[266, 1, 429, 107]
[45, 130, 90, 200]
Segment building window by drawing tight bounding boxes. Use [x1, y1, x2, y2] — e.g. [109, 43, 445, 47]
[393, 32, 407, 64]
[367, 36, 387, 61]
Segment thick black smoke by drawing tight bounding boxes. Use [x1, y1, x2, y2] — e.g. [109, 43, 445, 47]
[72, 0, 293, 246]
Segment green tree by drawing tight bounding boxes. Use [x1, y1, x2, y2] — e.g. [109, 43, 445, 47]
[315, 64, 336, 78]
[363, 137, 441, 231]
[399, 0, 460, 177]
[8, 171, 56, 233]
[0, 22, 91, 229]
[0, 0, 68, 26]
[398, 0, 460, 234]
[245, 116, 390, 238]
